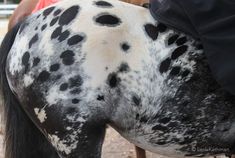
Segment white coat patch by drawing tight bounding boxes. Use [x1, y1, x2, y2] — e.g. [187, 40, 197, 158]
[34, 108, 47, 123]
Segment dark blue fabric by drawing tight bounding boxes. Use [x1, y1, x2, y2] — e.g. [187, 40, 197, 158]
[150, 0, 235, 95]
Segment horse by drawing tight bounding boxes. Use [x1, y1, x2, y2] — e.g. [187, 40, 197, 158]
[1, 0, 235, 157]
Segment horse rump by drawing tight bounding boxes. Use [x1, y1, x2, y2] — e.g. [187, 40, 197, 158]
[0, 21, 59, 158]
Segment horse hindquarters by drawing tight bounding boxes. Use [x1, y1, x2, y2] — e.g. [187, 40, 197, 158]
[0, 22, 59, 158]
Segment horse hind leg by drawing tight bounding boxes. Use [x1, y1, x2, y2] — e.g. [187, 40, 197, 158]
[22, 101, 107, 158]
[135, 146, 146, 158]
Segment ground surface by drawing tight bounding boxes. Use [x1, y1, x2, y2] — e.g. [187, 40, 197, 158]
[0, 18, 226, 158]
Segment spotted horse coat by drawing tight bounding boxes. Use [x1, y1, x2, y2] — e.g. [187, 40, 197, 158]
[2, 0, 235, 157]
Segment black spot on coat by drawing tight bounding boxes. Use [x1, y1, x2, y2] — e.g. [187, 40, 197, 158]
[51, 26, 62, 39]
[60, 50, 75, 65]
[50, 63, 60, 71]
[171, 45, 188, 60]
[43, 7, 55, 18]
[67, 35, 84, 45]
[41, 24, 47, 31]
[50, 17, 59, 26]
[97, 95, 105, 101]
[176, 36, 187, 46]
[136, 114, 140, 120]
[95, 1, 113, 7]
[22, 52, 30, 65]
[119, 62, 130, 72]
[95, 13, 121, 26]
[170, 66, 181, 76]
[159, 58, 171, 73]
[33, 57, 40, 67]
[168, 34, 179, 45]
[182, 69, 190, 78]
[59, 6, 80, 26]
[29, 34, 39, 49]
[37, 71, 50, 82]
[60, 83, 68, 91]
[69, 75, 83, 88]
[121, 42, 130, 52]
[107, 73, 120, 88]
[144, 23, 158, 40]
[54, 9, 62, 16]
[132, 95, 141, 106]
[22, 51, 30, 72]
[58, 30, 70, 42]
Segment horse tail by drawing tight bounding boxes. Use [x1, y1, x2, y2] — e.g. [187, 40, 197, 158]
[0, 22, 59, 158]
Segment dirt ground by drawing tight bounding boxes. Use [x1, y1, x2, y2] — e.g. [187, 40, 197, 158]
[103, 127, 170, 158]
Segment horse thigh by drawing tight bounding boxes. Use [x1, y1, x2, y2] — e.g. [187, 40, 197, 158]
[27, 104, 106, 158]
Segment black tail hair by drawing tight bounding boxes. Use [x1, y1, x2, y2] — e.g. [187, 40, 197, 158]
[0, 22, 59, 158]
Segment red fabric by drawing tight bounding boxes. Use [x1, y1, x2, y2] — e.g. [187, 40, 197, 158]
[32, 0, 59, 13]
